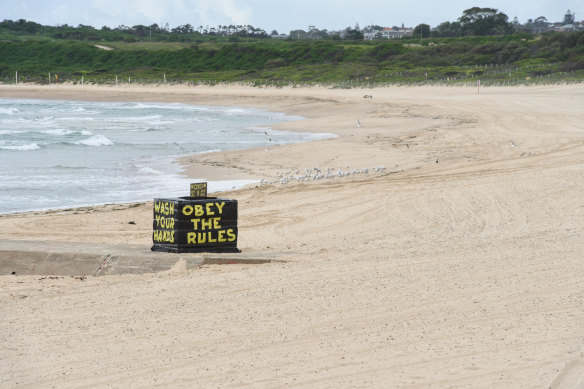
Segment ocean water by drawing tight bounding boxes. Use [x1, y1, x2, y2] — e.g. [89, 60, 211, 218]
[0, 98, 333, 214]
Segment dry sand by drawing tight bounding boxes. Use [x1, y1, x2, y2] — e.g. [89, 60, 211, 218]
[0, 83, 583, 388]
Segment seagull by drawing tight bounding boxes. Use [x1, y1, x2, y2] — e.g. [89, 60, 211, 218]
[356, 120, 361, 128]
[264, 131, 272, 142]
[511, 141, 518, 148]
[174, 142, 184, 152]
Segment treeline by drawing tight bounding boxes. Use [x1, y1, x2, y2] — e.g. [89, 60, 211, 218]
[420, 7, 577, 38]
[1, 33, 583, 80]
[0, 19, 269, 42]
[1, 8, 579, 44]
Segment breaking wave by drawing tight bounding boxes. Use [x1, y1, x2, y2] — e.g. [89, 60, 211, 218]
[75, 135, 114, 146]
[0, 143, 40, 151]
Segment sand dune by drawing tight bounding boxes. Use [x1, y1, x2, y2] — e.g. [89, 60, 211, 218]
[1, 83, 583, 388]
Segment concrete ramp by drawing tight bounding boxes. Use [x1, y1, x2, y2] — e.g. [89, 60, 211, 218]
[0, 240, 275, 277]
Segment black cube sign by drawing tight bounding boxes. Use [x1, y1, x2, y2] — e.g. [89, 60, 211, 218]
[151, 197, 239, 253]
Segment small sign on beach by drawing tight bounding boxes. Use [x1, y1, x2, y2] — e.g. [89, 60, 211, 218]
[190, 182, 208, 198]
[152, 182, 239, 253]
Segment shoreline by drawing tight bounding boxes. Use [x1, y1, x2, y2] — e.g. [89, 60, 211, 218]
[1, 83, 583, 388]
[0, 83, 399, 214]
[0, 91, 320, 215]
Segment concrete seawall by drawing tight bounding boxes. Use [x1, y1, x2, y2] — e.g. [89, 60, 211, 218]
[0, 240, 275, 277]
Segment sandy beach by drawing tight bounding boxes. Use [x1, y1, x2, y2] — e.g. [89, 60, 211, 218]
[1, 83, 583, 388]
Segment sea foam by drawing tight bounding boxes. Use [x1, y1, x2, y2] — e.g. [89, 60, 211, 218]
[0, 143, 40, 151]
[76, 135, 114, 146]
[0, 107, 19, 114]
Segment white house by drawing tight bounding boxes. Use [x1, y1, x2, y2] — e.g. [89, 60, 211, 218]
[378, 27, 413, 39]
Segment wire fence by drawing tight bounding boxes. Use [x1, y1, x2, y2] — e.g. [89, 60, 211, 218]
[2, 63, 583, 88]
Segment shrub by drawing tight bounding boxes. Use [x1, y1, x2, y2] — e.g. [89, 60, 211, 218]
[558, 57, 584, 71]
[265, 58, 286, 68]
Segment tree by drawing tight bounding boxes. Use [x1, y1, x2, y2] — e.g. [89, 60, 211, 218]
[171, 24, 194, 35]
[534, 16, 548, 25]
[0, 19, 43, 34]
[364, 25, 384, 33]
[563, 10, 575, 25]
[510, 16, 523, 33]
[149, 24, 162, 34]
[132, 25, 149, 36]
[525, 16, 549, 33]
[115, 25, 131, 32]
[413, 23, 430, 38]
[289, 29, 306, 39]
[434, 21, 461, 37]
[458, 7, 511, 36]
[305, 27, 328, 39]
[343, 27, 364, 40]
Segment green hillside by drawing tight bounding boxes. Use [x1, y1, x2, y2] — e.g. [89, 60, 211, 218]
[1, 32, 583, 86]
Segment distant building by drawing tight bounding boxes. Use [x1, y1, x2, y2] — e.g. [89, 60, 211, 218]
[364, 26, 413, 40]
[363, 32, 377, 40]
[556, 24, 574, 31]
[551, 23, 584, 32]
[530, 25, 550, 34]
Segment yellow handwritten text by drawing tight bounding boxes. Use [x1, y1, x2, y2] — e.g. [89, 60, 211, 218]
[153, 230, 175, 243]
[190, 217, 221, 230]
[154, 201, 175, 216]
[182, 202, 226, 217]
[155, 215, 175, 229]
[187, 229, 236, 245]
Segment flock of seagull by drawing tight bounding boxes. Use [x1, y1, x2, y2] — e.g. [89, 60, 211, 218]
[260, 165, 389, 186]
[258, 138, 520, 186]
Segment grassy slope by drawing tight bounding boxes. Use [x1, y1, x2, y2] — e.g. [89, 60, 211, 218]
[1, 32, 583, 84]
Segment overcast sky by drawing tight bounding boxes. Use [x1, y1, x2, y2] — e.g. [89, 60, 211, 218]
[2, 0, 582, 33]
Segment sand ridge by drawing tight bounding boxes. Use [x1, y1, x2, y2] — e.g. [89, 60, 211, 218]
[0, 83, 583, 388]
